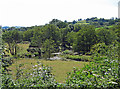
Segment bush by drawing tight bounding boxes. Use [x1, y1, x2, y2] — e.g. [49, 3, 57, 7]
[2, 57, 13, 68]
[62, 50, 73, 54]
[2, 62, 58, 88]
[65, 55, 81, 61]
[1, 57, 15, 88]
[14, 62, 56, 87]
[81, 56, 92, 62]
[66, 58, 119, 88]
[65, 55, 92, 62]
[25, 53, 32, 58]
[90, 43, 108, 56]
[34, 52, 39, 57]
[90, 41, 118, 58]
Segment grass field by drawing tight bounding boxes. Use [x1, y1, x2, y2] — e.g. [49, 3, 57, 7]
[8, 58, 89, 83]
[95, 25, 114, 31]
[17, 43, 29, 54]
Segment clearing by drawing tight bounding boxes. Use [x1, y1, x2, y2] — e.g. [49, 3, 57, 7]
[8, 58, 89, 83]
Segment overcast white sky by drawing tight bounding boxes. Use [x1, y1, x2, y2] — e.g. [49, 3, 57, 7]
[0, 0, 119, 27]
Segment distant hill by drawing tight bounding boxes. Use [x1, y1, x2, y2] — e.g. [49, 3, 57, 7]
[2, 26, 10, 29]
[2, 26, 23, 29]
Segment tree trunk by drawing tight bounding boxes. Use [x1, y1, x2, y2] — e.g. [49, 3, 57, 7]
[38, 48, 41, 59]
[15, 45, 17, 55]
[8, 43, 14, 55]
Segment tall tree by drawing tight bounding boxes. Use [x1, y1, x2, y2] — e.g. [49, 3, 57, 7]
[59, 27, 71, 51]
[30, 24, 60, 58]
[97, 29, 117, 45]
[2, 30, 22, 55]
[42, 39, 55, 59]
[23, 29, 34, 41]
[43, 24, 60, 51]
[73, 25, 97, 54]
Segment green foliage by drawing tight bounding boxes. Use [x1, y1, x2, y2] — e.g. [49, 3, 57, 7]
[114, 24, 120, 42]
[14, 62, 57, 87]
[2, 30, 22, 55]
[96, 29, 117, 45]
[59, 27, 71, 51]
[90, 42, 108, 57]
[49, 19, 61, 25]
[2, 74, 15, 88]
[42, 39, 55, 59]
[66, 58, 119, 88]
[30, 29, 44, 47]
[1, 57, 15, 88]
[1, 61, 58, 88]
[91, 41, 119, 60]
[66, 40, 119, 88]
[73, 24, 81, 32]
[62, 50, 73, 54]
[25, 53, 32, 58]
[23, 29, 34, 41]
[67, 31, 76, 47]
[56, 21, 68, 28]
[73, 25, 97, 53]
[30, 24, 60, 58]
[64, 55, 92, 62]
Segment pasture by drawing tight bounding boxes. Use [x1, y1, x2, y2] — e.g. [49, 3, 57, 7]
[8, 58, 89, 83]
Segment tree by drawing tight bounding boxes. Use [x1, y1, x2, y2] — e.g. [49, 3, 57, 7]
[2, 30, 22, 55]
[0, 26, 2, 48]
[30, 28, 44, 47]
[97, 29, 117, 45]
[56, 21, 68, 28]
[109, 19, 115, 25]
[73, 25, 97, 54]
[43, 24, 60, 42]
[78, 19, 82, 21]
[49, 19, 61, 25]
[30, 24, 60, 58]
[73, 24, 82, 32]
[72, 20, 77, 24]
[23, 29, 34, 41]
[42, 39, 55, 59]
[67, 31, 76, 48]
[90, 42, 108, 56]
[29, 29, 44, 58]
[59, 27, 72, 51]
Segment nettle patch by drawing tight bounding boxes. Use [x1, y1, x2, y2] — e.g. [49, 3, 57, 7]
[66, 58, 119, 88]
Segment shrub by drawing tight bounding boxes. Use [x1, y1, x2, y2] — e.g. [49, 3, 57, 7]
[62, 50, 73, 54]
[25, 53, 32, 58]
[66, 58, 119, 88]
[34, 52, 39, 57]
[1, 57, 15, 88]
[14, 62, 57, 88]
[90, 43, 108, 56]
[81, 56, 92, 62]
[2, 61, 58, 88]
[65, 55, 92, 62]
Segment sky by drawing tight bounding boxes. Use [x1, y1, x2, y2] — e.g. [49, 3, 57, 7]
[0, 0, 119, 27]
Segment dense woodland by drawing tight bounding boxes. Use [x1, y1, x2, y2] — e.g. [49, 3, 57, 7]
[0, 17, 120, 88]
